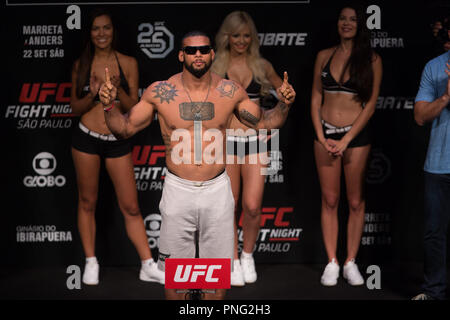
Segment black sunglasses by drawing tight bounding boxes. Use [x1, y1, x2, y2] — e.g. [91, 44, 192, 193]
[182, 45, 212, 55]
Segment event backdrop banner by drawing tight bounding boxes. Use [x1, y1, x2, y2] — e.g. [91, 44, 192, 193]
[2, 0, 448, 267]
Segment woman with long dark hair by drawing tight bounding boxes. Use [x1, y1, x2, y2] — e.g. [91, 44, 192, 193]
[311, 4, 382, 286]
[212, 11, 283, 286]
[70, 9, 164, 285]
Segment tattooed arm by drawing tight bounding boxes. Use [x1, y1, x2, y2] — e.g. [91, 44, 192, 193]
[236, 104, 261, 129]
[258, 71, 295, 129]
[102, 80, 159, 139]
[221, 80, 262, 129]
[257, 101, 291, 130]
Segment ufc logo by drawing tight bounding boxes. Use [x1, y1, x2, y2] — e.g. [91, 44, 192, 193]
[165, 258, 231, 289]
[239, 207, 293, 227]
[175, 265, 221, 282]
[132, 145, 165, 165]
[19, 83, 71, 103]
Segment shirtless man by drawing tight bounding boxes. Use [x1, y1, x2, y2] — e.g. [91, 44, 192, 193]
[99, 31, 295, 300]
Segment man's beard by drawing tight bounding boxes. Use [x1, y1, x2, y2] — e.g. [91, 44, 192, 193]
[184, 59, 212, 78]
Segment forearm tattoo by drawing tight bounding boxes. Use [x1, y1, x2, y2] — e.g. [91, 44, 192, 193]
[216, 80, 237, 98]
[152, 81, 178, 104]
[278, 102, 288, 112]
[261, 101, 290, 128]
[239, 109, 259, 126]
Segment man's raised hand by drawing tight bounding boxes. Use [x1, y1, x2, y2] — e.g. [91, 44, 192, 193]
[99, 67, 117, 106]
[277, 71, 296, 105]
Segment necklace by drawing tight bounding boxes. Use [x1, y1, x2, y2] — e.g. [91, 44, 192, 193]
[180, 73, 212, 166]
[181, 73, 212, 119]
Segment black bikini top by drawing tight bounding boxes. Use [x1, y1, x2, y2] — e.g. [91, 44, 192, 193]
[81, 52, 130, 100]
[321, 48, 357, 95]
[225, 73, 262, 100]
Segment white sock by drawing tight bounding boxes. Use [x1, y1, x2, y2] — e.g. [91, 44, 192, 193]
[142, 258, 154, 266]
[345, 258, 355, 266]
[86, 256, 98, 264]
[241, 251, 253, 259]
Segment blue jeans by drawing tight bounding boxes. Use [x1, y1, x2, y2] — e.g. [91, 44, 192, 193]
[422, 172, 450, 300]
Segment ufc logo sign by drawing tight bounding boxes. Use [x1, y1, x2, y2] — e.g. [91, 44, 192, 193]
[165, 258, 231, 289]
[19, 83, 71, 103]
[239, 207, 293, 227]
[132, 145, 165, 165]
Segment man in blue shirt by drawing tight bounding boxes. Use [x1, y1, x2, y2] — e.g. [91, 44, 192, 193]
[413, 51, 450, 300]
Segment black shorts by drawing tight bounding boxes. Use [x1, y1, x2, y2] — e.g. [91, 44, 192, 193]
[226, 134, 271, 158]
[314, 119, 371, 148]
[71, 122, 132, 158]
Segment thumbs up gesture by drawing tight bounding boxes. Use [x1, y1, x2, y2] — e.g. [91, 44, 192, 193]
[276, 71, 295, 105]
[99, 67, 117, 106]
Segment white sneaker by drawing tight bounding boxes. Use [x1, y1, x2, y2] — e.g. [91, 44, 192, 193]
[82, 259, 99, 285]
[320, 258, 339, 286]
[231, 259, 245, 287]
[343, 259, 364, 286]
[139, 260, 165, 284]
[240, 254, 257, 283]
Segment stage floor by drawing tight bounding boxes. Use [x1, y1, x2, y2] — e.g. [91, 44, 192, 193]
[0, 262, 442, 300]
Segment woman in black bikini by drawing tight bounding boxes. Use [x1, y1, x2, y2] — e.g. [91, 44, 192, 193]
[311, 4, 382, 287]
[212, 11, 283, 286]
[70, 8, 163, 286]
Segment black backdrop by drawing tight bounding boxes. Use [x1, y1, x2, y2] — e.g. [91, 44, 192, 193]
[2, 0, 449, 268]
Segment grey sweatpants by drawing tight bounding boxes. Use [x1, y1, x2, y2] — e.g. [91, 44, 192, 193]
[157, 170, 234, 271]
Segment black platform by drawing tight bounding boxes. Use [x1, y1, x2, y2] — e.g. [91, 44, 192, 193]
[0, 262, 440, 300]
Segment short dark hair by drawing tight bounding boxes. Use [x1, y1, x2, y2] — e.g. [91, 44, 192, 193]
[180, 30, 211, 49]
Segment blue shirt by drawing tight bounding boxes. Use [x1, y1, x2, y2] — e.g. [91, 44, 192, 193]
[415, 51, 450, 174]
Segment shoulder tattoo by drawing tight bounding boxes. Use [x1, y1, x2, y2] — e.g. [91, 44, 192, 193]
[152, 81, 178, 104]
[216, 80, 237, 98]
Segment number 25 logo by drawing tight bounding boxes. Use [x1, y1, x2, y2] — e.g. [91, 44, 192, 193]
[138, 22, 174, 59]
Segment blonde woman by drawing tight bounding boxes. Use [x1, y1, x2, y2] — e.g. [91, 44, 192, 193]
[212, 11, 284, 286]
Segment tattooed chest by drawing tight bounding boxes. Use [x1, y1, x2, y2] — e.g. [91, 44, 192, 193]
[153, 80, 233, 130]
[159, 101, 229, 130]
[161, 117, 227, 132]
